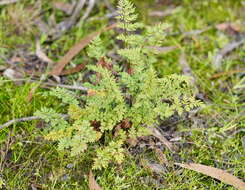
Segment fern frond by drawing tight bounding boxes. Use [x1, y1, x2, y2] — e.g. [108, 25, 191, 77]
[87, 36, 106, 60]
[49, 87, 79, 105]
[93, 140, 125, 170]
[117, 47, 143, 65]
[117, 34, 144, 47]
[116, 0, 144, 32]
[145, 23, 170, 47]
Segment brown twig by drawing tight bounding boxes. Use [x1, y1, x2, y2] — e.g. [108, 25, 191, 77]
[81, 0, 95, 21]
[168, 27, 212, 37]
[0, 116, 41, 130]
[147, 46, 178, 53]
[213, 39, 244, 68]
[41, 82, 88, 91]
[210, 69, 245, 79]
[182, 27, 211, 37]
[0, 115, 69, 131]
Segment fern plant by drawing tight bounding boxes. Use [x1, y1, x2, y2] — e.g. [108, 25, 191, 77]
[35, 0, 201, 170]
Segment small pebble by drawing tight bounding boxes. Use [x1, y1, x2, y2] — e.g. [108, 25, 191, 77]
[61, 174, 69, 181]
[66, 163, 74, 169]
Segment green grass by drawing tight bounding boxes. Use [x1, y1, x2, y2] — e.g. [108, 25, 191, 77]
[0, 0, 245, 189]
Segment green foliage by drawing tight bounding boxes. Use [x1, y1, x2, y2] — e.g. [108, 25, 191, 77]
[116, 0, 144, 32]
[36, 0, 201, 170]
[87, 36, 106, 60]
[48, 87, 79, 105]
[94, 139, 125, 170]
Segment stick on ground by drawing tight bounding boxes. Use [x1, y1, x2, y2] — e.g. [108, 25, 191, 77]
[213, 39, 244, 69]
[0, 116, 41, 130]
[0, 115, 68, 130]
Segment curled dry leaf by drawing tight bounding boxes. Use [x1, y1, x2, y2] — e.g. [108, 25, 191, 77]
[36, 41, 54, 64]
[175, 163, 245, 190]
[148, 127, 175, 152]
[89, 170, 102, 190]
